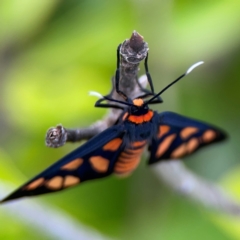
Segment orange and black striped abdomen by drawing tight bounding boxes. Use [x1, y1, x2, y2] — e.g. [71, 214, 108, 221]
[114, 141, 147, 175]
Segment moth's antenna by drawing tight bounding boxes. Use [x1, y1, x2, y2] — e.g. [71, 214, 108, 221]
[89, 91, 133, 107]
[145, 61, 204, 105]
[186, 61, 204, 74]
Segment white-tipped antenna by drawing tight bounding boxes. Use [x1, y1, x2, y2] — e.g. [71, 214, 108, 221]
[145, 61, 205, 105]
[186, 61, 204, 75]
[89, 91, 103, 99]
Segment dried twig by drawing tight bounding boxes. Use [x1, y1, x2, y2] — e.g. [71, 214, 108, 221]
[153, 161, 240, 216]
[45, 31, 240, 215]
[45, 31, 149, 147]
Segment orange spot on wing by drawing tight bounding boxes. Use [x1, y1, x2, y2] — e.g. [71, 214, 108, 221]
[187, 138, 199, 153]
[202, 130, 217, 143]
[89, 156, 109, 173]
[46, 176, 63, 190]
[103, 138, 122, 151]
[171, 138, 200, 158]
[61, 158, 83, 170]
[171, 143, 187, 158]
[63, 175, 80, 188]
[133, 98, 144, 106]
[156, 134, 176, 158]
[180, 127, 199, 140]
[157, 125, 170, 138]
[24, 178, 44, 190]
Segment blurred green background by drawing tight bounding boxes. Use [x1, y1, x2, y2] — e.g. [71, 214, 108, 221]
[1, 0, 240, 239]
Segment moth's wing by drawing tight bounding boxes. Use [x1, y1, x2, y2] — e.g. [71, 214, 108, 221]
[148, 111, 226, 164]
[1, 126, 126, 203]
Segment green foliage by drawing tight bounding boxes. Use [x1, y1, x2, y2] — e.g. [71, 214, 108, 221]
[0, 0, 240, 239]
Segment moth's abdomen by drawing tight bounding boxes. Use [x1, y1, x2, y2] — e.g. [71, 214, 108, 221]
[114, 141, 146, 175]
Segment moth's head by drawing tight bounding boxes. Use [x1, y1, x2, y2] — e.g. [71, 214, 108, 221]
[129, 98, 149, 115]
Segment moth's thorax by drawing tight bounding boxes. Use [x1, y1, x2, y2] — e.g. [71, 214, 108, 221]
[122, 110, 154, 124]
[121, 98, 154, 124]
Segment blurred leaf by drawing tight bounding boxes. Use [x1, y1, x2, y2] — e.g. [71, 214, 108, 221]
[207, 166, 240, 239]
[0, 148, 25, 183]
[0, 0, 58, 43]
[169, 1, 240, 64]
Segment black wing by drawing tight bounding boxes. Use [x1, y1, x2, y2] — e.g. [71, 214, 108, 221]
[149, 111, 226, 164]
[1, 126, 126, 203]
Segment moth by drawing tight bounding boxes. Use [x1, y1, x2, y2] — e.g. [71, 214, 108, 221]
[0, 61, 226, 203]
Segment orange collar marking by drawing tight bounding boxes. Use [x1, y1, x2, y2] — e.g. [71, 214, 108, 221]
[128, 110, 153, 124]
